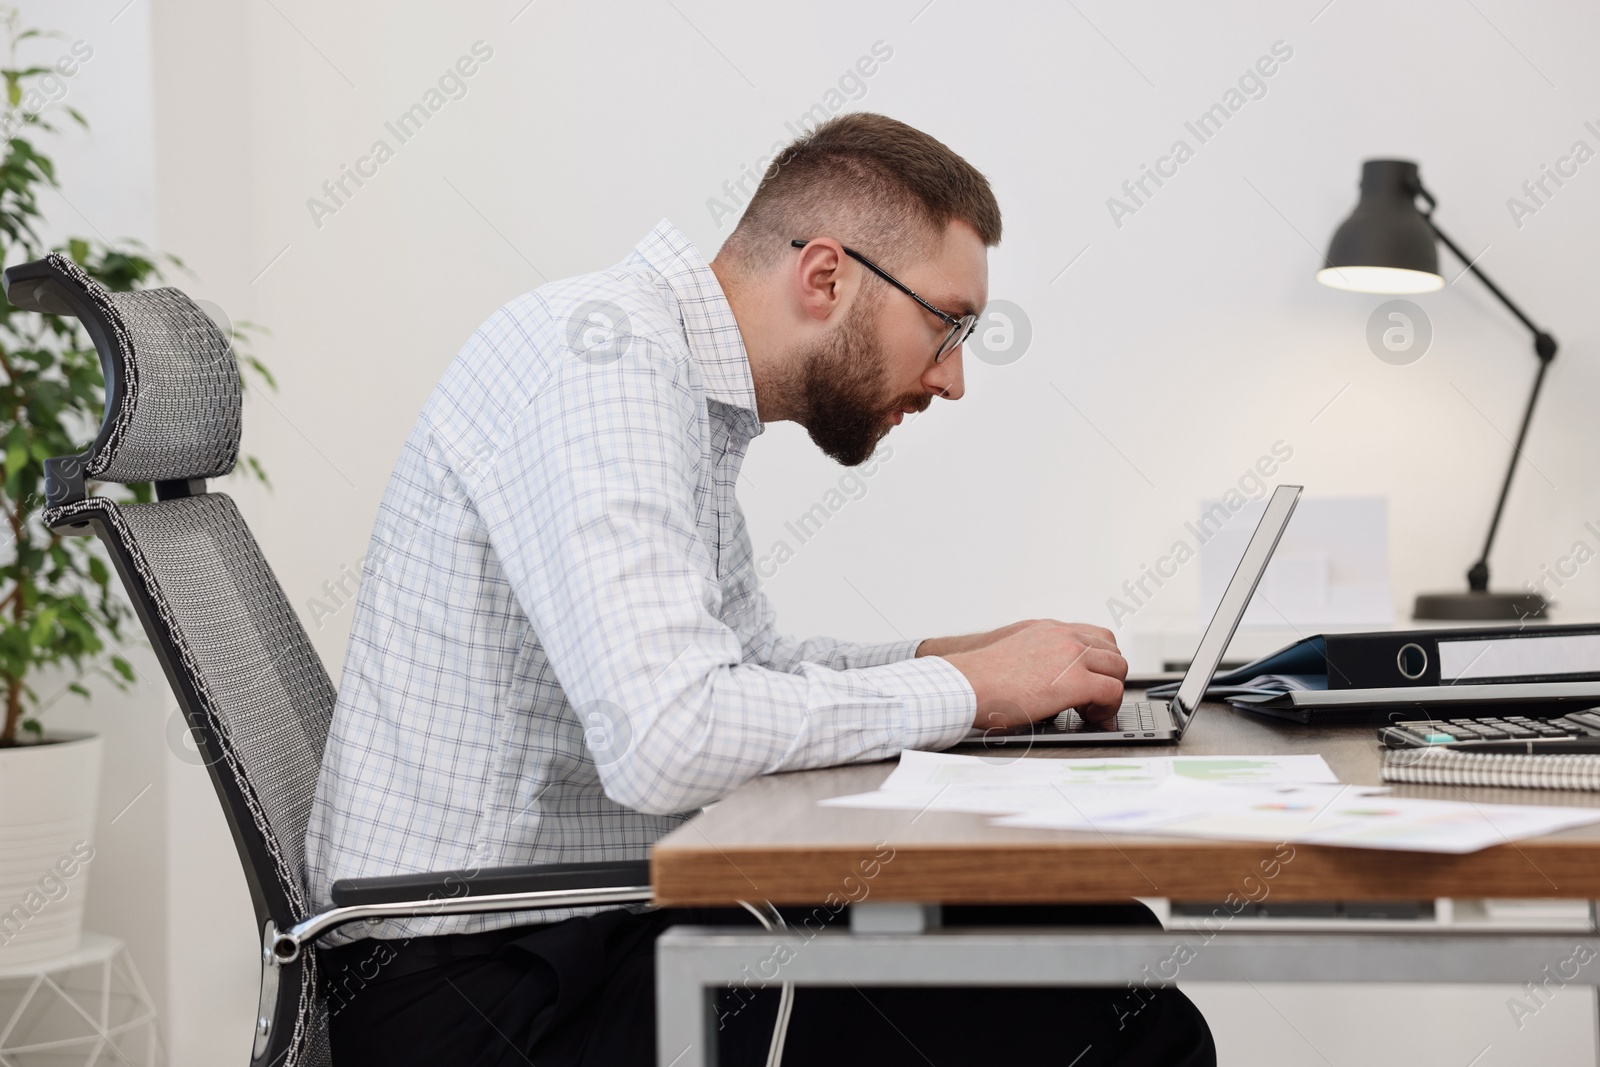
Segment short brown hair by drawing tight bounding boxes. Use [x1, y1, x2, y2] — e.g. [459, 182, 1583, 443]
[718, 113, 1001, 274]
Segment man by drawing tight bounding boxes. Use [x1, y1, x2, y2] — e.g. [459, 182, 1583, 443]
[306, 113, 1215, 1065]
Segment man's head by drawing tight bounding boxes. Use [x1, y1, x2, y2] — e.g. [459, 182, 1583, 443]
[712, 114, 1001, 466]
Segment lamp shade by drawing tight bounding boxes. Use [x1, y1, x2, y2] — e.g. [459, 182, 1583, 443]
[1317, 159, 1444, 294]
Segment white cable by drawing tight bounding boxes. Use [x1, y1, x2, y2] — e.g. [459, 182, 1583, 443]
[737, 900, 795, 1067]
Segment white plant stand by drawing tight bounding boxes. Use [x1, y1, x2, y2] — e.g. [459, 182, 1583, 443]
[0, 933, 161, 1066]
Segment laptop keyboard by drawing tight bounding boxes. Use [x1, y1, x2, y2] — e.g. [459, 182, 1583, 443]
[1041, 701, 1161, 734]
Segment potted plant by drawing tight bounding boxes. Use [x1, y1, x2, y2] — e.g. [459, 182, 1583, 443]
[0, 9, 269, 965]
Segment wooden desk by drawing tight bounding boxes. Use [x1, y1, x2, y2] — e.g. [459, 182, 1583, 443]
[652, 701, 1600, 1066]
[653, 700, 1600, 906]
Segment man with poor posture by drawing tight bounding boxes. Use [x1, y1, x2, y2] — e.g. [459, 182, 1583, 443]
[307, 113, 1215, 1066]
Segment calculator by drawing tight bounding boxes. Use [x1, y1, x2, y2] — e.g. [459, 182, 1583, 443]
[1379, 711, 1600, 749]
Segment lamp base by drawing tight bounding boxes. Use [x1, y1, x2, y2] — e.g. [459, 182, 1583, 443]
[1412, 591, 1548, 621]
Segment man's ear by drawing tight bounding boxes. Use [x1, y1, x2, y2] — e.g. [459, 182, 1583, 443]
[793, 238, 849, 323]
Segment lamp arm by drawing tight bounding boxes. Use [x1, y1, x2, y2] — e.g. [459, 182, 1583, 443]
[1421, 209, 1548, 341]
[1418, 194, 1559, 593]
[1468, 357, 1552, 592]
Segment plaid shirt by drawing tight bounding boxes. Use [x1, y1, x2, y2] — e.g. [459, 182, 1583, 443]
[304, 221, 976, 940]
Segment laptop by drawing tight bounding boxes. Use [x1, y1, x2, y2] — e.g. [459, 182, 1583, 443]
[960, 483, 1301, 746]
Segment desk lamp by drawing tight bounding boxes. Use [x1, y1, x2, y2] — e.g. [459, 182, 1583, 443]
[1319, 159, 1555, 621]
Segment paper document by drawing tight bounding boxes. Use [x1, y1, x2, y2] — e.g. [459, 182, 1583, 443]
[818, 751, 1600, 853]
[819, 750, 1339, 817]
[995, 781, 1600, 854]
[881, 750, 1339, 788]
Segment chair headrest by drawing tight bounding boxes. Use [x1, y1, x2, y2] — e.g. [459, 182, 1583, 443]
[3, 254, 241, 485]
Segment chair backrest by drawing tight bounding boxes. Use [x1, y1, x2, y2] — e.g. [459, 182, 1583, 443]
[5, 255, 334, 1067]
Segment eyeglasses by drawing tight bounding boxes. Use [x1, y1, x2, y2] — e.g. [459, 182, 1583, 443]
[790, 239, 978, 363]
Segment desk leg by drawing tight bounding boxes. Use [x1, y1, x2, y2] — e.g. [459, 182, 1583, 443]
[656, 939, 717, 1067]
[1591, 900, 1600, 1067]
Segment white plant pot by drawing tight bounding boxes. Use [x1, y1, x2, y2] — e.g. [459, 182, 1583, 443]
[0, 733, 102, 966]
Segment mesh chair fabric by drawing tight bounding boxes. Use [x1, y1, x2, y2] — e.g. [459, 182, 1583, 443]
[37, 258, 330, 1064]
[46, 493, 334, 1066]
[44, 254, 241, 483]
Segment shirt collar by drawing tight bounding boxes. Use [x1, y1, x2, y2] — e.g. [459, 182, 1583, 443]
[632, 220, 761, 433]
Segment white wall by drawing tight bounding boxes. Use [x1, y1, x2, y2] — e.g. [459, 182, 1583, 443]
[52, 0, 1600, 1061]
[209, 0, 1600, 662]
[12, 0, 177, 1042]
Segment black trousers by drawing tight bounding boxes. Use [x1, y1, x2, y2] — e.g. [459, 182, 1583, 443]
[325, 903, 1216, 1066]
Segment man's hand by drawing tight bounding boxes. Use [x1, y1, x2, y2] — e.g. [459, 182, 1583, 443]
[914, 620, 1044, 659]
[938, 621, 1127, 732]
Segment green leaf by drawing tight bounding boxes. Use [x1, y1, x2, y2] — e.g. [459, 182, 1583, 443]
[0, 8, 271, 737]
[28, 606, 57, 644]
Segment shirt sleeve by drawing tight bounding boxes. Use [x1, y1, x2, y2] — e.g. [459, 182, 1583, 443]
[467, 341, 976, 815]
[763, 631, 923, 671]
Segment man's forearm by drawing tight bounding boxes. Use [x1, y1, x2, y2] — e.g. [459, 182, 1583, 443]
[916, 620, 1041, 660]
[915, 634, 981, 658]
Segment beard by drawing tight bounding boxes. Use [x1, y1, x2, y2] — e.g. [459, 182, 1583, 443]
[795, 298, 929, 466]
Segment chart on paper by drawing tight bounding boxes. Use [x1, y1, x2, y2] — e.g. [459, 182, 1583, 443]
[889, 750, 1339, 789]
[819, 750, 1341, 818]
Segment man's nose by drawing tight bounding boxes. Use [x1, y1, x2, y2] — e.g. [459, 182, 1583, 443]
[926, 348, 964, 401]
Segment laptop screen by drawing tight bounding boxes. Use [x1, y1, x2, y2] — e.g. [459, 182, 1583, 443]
[1173, 484, 1302, 722]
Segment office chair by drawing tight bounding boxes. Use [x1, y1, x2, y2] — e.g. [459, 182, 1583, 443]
[4, 255, 652, 1067]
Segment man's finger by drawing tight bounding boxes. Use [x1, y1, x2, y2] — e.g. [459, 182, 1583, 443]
[1078, 703, 1121, 726]
[1076, 676, 1125, 722]
[1069, 629, 1121, 655]
[1090, 670, 1125, 709]
[1052, 647, 1127, 686]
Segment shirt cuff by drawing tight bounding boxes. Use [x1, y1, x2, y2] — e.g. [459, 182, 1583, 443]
[859, 653, 976, 751]
[848, 636, 923, 668]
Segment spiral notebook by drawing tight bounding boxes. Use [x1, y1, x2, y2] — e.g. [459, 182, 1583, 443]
[1382, 746, 1600, 792]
